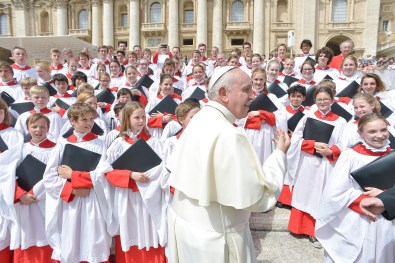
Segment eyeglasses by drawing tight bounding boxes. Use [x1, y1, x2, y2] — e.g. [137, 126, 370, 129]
[99, 50, 107, 53]
[315, 98, 331, 103]
[100, 79, 110, 82]
[302, 68, 314, 71]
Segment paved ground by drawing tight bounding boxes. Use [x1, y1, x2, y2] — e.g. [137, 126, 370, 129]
[250, 208, 324, 263]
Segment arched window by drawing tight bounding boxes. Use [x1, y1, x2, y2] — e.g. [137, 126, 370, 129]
[120, 5, 128, 27]
[183, 2, 194, 24]
[277, 0, 288, 22]
[231, 0, 244, 22]
[0, 14, 9, 35]
[150, 2, 161, 23]
[78, 9, 89, 29]
[332, 0, 346, 22]
[40, 11, 49, 33]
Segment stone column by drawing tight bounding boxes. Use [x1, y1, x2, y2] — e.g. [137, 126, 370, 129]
[55, 0, 68, 36]
[301, 0, 318, 48]
[102, 0, 114, 46]
[363, 1, 380, 56]
[91, 0, 102, 47]
[253, 0, 264, 54]
[196, 0, 207, 47]
[212, 0, 222, 51]
[168, 0, 179, 48]
[129, 0, 140, 48]
[11, 0, 29, 36]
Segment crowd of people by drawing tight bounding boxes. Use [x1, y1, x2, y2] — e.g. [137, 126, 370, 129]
[0, 38, 394, 263]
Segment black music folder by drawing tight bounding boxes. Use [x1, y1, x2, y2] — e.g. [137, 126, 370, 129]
[43, 82, 57, 96]
[303, 117, 335, 158]
[379, 101, 393, 118]
[389, 133, 395, 150]
[137, 75, 154, 89]
[96, 89, 116, 105]
[302, 85, 316, 107]
[148, 95, 178, 115]
[1, 92, 15, 106]
[173, 87, 183, 96]
[336, 81, 359, 98]
[53, 99, 70, 110]
[287, 110, 305, 132]
[61, 144, 101, 172]
[331, 102, 353, 122]
[248, 93, 278, 113]
[112, 139, 162, 172]
[283, 75, 299, 87]
[188, 87, 206, 101]
[71, 89, 78, 98]
[323, 74, 333, 80]
[0, 136, 8, 152]
[16, 154, 46, 191]
[131, 84, 148, 98]
[305, 56, 316, 65]
[62, 122, 104, 138]
[268, 82, 287, 98]
[351, 150, 395, 191]
[10, 102, 35, 114]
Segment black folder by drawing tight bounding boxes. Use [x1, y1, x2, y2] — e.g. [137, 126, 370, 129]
[351, 150, 395, 190]
[71, 89, 78, 97]
[268, 82, 287, 98]
[336, 81, 359, 98]
[283, 75, 299, 87]
[331, 102, 353, 122]
[305, 56, 316, 65]
[389, 133, 395, 150]
[112, 139, 162, 172]
[0, 136, 8, 152]
[16, 154, 46, 191]
[43, 82, 57, 96]
[53, 99, 70, 110]
[137, 75, 154, 89]
[131, 84, 148, 98]
[61, 144, 101, 172]
[379, 101, 393, 118]
[323, 74, 333, 80]
[248, 93, 278, 113]
[188, 87, 206, 101]
[279, 62, 284, 72]
[287, 110, 305, 132]
[1, 92, 15, 106]
[303, 117, 335, 158]
[302, 85, 317, 107]
[148, 95, 178, 115]
[62, 122, 104, 138]
[173, 87, 183, 96]
[96, 89, 116, 105]
[10, 102, 35, 114]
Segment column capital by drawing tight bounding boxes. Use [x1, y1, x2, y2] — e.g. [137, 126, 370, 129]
[91, 0, 101, 7]
[11, 0, 30, 9]
[103, 0, 113, 3]
[54, 0, 68, 9]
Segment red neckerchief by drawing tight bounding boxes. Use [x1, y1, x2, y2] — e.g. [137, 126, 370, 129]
[54, 93, 72, 98]
[314, 110, 339, 121]
[157, 93, 182, 101]
[30, 138, 56, 148]
[124, 81, 138, 88]
[201, 98, 209, 103]
[109, 87, 119, 92]
[50, 64, 63, 70]
[176, 130, 183, 140]
[276, 57, 285, 62]
[79, 65, 90, 70]
[172, 77, 179, 83]
[115, 125, 121, 131]
[111, 72, 124, 78]
[0, 80, 18, 86]
[268, 79, 281, 84]
[338, 77, 346, 81]
[352, 143, 391, 156]
[202, 56, 208, 61]
[11, 64, 31, 70]
[68, 85, 75, 91]
[24, 97, 30, 101]
[252, 88, 268, 97]
[286, 105, 304, 114]
[122, 60, 129, 66]
[67, 132, 98, 143]
[124, 130, 151, 144]
[316, 65, 329, 70]
[66, 73, 72, 79]
[192, 80, 204, 86]
[97, 60, 110, 65]
[280, 72, 296, 77]
[375, 96, 380, 101]
[29, 108, 52, 114]
[298, 78, 316, 85]
[210, 57, 216, 61]
[0, 123, 10, 130]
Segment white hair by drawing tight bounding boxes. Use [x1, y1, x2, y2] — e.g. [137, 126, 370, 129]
[207, 69, 238, 100]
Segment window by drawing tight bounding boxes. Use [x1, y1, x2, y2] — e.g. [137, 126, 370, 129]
[231, 0, 244, 22]
[383, 20, 389, 32]
[231, 39, 244, 46]
[184, 2, 194, 24]
[78, 9, 88, 29]
[0, 14, 8, 35]
[183, 38, 193, 46]
[147, 38, 162, 47]
[120, 5, 128, 27]
[150, 2, 161, 23]
[40, 11, 49, 33]
[332, 0, 346, 22]
[277, 0, 288, 22]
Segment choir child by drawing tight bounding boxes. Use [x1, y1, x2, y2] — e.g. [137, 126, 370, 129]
[11, 46, 38, 82]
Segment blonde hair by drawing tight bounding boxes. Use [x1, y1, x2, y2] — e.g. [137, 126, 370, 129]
[34, 61, 51, 72]
[30, 85, 49, 96]
[358, 113, 388, 132]
[77, 83, 94, 95]
[26, 113, 50, 129]
[77, 92, 96, 103]
[20, 77, 37, 86]
[352, 92, 381, 115]
[175, 100, 200, 122]
[67, 103, 97, 121]
[120, 102, 148, 138]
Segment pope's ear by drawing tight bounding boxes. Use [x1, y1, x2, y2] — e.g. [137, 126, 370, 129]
[217, 86, 227, 98]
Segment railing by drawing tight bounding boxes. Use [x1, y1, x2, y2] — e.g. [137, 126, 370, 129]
[115, 26, 129, 33]
[272, 22, 293, 28]
[226, 21, 251, 30]
[327, 22, 352, 28]
[141, 23, 165, 31]
[68, 29, 91, 36]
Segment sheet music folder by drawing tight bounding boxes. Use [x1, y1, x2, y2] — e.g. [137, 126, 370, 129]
[112, 139, 162, 172]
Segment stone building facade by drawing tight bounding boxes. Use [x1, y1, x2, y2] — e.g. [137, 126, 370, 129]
[0, 0, 394, 57]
